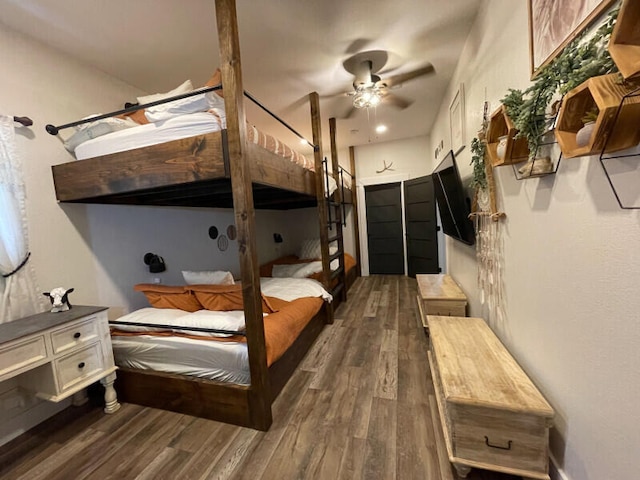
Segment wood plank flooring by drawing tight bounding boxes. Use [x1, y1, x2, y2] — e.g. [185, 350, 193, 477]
[0, 275, 522, 480]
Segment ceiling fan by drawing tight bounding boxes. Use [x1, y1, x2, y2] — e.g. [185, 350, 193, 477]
[339, 50, 435, 118]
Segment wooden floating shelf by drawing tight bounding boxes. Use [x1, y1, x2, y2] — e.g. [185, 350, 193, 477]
[608, 0, 640, 80]
[556, 74, 640, 159]
[486, 105, 529, 166]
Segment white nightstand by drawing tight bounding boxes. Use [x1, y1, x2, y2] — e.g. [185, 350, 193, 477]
[0, 305, 119, 414]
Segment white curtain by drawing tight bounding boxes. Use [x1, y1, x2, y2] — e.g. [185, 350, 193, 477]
[0, 114, 43, 323]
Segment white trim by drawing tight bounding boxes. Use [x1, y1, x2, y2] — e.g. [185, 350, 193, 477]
[357, 173, 410, 276]
[359, 173, 410, 186]
[549, 452, 571, 480]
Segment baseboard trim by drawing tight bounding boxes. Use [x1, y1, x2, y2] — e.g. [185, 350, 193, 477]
[550, 452, 570, 480]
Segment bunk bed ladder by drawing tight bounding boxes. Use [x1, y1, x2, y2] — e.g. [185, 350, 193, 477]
[326, 117, 347, 307]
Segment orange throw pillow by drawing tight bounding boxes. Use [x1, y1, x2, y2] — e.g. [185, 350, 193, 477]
[134, 284, 201, 312]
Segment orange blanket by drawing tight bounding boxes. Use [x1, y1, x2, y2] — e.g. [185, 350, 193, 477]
[111, 296, 323, 367]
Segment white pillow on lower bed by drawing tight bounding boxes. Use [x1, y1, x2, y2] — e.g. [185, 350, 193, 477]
[272, 261, 323, 278]
[298, 239, 339, 260]
[182, 270, 235, 285]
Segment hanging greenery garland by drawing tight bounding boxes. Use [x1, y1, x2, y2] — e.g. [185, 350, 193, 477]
[502, 6, 620, 159]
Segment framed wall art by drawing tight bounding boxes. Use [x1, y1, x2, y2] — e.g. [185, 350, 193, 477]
[528, 0, 617, 77]
[449, 84, 466, 156]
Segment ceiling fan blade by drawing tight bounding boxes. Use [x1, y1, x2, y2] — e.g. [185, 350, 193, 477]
[384, 63, 435, 87]
[385, 93, 413, 109]
[344, 38, 375, 55]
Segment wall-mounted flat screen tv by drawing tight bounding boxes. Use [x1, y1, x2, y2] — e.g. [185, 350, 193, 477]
[431, 149, 475, 246]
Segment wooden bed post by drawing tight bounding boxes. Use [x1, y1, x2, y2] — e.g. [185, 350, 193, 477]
[309, 92, 333, 323]
[349, 146, 362, 276]
[215, 0, 272, 430]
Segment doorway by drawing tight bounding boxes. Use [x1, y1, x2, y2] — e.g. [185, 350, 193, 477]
[404, 175, 440, 277]
[365, 183, 404, 274]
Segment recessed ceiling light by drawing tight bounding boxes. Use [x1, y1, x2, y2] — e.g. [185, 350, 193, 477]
[376, 125, 387, 133]
[300, 138, 308, 145]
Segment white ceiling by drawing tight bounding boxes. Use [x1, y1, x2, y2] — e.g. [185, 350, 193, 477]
[0, 0, 481, 154]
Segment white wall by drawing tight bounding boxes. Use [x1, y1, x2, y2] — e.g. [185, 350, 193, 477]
[428, 2, 640, 479]
[354, 135, 431, 179]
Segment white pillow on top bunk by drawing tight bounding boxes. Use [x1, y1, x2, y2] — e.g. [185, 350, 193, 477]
[63, 115, 138, 153]
[182, 270, 235, 285]
[136, 79, 194, 105]
[145, 88, 226, 123]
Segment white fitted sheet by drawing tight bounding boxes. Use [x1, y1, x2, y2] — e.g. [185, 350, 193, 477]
[111, 334, 250, 385]
[75, 111, 223, 160]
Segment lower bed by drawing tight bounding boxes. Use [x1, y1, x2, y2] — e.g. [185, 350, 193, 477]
[109, 278, 330, 426]
[112, 334, 250, 384]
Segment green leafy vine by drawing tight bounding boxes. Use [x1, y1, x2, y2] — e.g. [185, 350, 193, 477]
[502, 6, 620, 159]
[470, 136, 487, 191]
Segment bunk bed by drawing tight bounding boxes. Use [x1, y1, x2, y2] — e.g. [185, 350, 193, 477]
[46, 0, 347, 431]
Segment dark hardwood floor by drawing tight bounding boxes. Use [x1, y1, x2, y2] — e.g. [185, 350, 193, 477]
[0, 275, 521, 479]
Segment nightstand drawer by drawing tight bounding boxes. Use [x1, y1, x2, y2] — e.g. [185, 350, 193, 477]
[51, 318, 100, 354]
[55, 343, 104, 392]
[0, 336, 47, 380]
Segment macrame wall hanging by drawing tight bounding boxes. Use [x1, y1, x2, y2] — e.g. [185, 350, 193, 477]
[469, 101, 507, 331]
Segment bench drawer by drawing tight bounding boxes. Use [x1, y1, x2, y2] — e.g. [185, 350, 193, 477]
[450, 403, 550, 475]
[425, 300, 466, 316]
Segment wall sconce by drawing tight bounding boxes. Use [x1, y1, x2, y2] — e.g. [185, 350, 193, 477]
[143, 252, 166, 273]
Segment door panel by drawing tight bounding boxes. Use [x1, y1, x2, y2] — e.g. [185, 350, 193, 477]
[365, 183, 404, 275]
[404, 175, 439, 277]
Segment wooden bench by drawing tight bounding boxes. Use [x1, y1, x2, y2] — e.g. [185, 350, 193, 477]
[416, 274, 467, 332]
[427, 315, 554, 479]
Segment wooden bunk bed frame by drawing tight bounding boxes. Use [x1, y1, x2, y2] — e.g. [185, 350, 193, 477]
[49, 0, 343, 431]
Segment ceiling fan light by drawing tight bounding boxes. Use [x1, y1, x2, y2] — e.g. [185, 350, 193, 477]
[353, 85, 382, 109]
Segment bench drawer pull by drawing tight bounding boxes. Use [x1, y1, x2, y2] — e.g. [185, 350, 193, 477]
[484, 436, 512, 451]
[78, 362, 85, 369]
[73, 332, 81, 339]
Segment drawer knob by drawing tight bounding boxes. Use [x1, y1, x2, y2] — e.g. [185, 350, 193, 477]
[78, 362, 86, 369]
[73, 332, 81, 339]
[484, 436, 512, 451]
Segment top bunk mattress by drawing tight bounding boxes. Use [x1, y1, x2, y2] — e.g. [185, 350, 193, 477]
[75, 112, 223, 160]
[74, 112, 315, 172]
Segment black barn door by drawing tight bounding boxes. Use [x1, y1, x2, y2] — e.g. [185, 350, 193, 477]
[365, 183, 404, 274]
[404, 175, 439, 277]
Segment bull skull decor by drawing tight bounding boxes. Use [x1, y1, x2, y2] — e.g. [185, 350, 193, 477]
[43, 287, 74, 313]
